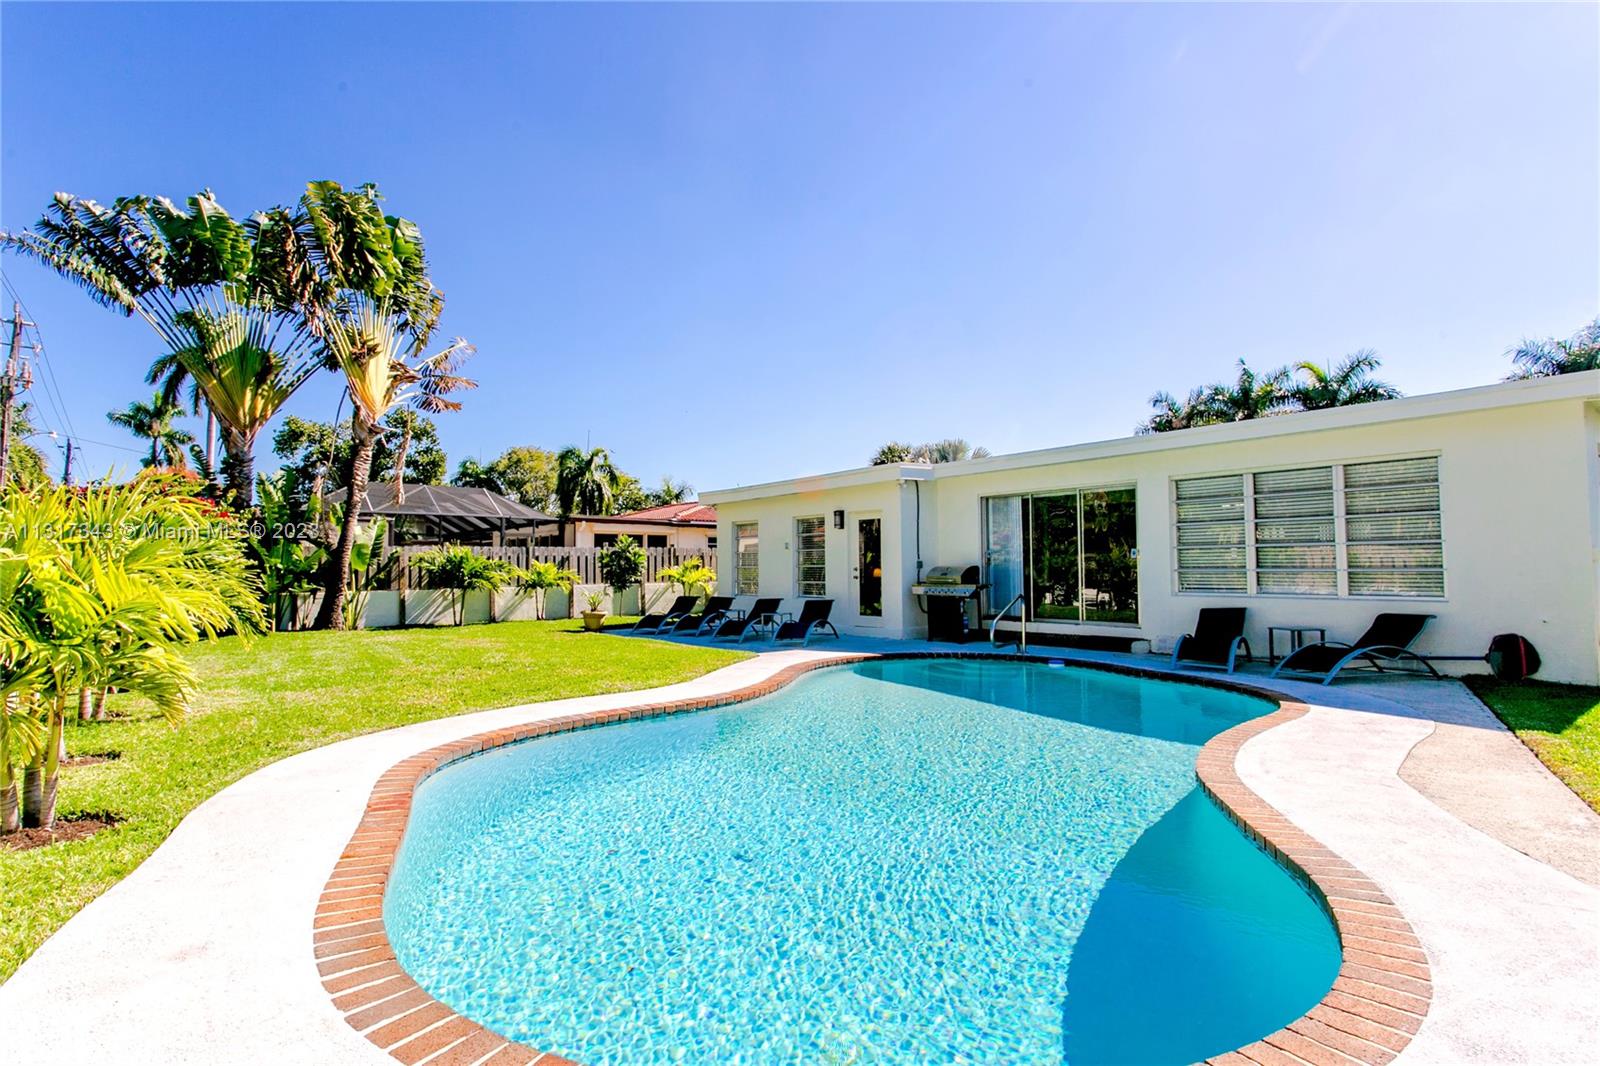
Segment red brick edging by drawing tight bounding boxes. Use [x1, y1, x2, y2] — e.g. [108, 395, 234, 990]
[313, 654, 1430, 1066]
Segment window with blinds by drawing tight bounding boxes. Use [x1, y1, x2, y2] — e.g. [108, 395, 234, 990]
[1344, 457, 1444, 596]
[1253, 466, 1336, 595]
[795, 516, 826, 596]
[1173, 456, 1443, 598]
[1174, 475, 1247, 593]
[734, 522, 759, 594]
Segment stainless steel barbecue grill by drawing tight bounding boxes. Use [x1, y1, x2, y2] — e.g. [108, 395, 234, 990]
[911, 565, 987, 642]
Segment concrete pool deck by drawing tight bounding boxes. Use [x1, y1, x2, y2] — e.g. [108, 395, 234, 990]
[1, 638, 1595, 1064]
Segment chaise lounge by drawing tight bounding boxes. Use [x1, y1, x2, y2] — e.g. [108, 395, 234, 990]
[1170, 607, 1251, 673]
[714, 597, 782, 643]
[634, 595, 701, 634]
[771, 599, 840, 646]
[671, 595, 736, 635]
[1270, 612, 1438, 685]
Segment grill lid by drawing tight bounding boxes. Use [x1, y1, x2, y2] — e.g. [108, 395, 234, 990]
[921, 565, 981, 585]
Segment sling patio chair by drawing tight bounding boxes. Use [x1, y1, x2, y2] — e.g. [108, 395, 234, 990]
[670, 595, 736, 635]
[1269, 612, 1439, 685]
[1170, 607, 1251, 673]
[714, 598, 783, 643]
[634, 595, 701, 634]
[771, 599, 840, 646]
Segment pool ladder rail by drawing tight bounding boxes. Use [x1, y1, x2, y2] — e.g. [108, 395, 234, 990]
[989, 592, 1028, 654]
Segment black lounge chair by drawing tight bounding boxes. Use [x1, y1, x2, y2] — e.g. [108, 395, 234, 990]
[772, 599, 840, 646]
[1270, 612, 1438, 686]
[634, 595, 701, 634]
[1171, 607, 1250, 673]
[714, 598, 782, 643]
[671, 595, 735, 635]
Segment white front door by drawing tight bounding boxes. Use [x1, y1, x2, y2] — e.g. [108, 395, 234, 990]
[849, 513, 885, 627]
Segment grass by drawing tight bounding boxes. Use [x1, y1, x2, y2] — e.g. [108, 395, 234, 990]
[1465, 676, 1600, 813]
[0, 619, 748, 982]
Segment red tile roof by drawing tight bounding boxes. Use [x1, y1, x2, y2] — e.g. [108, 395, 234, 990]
[611, 501, 717, 525]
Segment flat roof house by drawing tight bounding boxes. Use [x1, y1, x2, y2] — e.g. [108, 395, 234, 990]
[702, 372, 1600, 684]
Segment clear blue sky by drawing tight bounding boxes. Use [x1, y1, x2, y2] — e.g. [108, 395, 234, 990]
[2, 2, 1596, 492]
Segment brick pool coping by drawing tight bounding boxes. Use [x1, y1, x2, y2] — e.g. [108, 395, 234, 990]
[313, 653, 1431, 1066]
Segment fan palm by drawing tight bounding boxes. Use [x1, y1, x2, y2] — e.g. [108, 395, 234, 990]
[1, 191, 325, 504]
[311, 302, 474, 630]
[107, 392, 194, 468]
[1291, 350, 1401, 410]
[1506, 317, 1600, 379]
[555, 446, 622, 517]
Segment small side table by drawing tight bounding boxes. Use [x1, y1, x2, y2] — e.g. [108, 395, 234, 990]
[1267, 625, 1327, 666]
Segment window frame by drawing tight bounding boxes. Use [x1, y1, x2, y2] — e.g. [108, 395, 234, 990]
[1171, 453, 1445, 600]
[793, 515, 827, 598]
[733, 521, 760, 595]
[981, 483, 1140, 627]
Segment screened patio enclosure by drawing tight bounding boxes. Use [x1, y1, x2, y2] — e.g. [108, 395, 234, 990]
[984, 488, 1139, 625]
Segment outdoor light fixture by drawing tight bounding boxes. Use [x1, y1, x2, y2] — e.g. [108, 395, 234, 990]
[833, 510, 845, 529]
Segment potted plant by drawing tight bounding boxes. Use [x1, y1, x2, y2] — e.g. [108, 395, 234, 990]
[581, 589, 608, 631]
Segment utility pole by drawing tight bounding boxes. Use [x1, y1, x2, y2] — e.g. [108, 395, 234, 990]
[1, 301, 37, 489]
[61, 437, 74, 486]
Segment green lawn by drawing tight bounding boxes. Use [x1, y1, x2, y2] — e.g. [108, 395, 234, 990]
[1466, 676, 1600, 814]
[0, 620, 748, 982]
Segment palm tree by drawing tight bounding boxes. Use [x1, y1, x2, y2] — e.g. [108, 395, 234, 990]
[1139, 387, 1217, 434]
[1291, 350, 1401, 410]
[1208, 359, 1293, 422]
[1, 192, 325, 505]
[870, 441, 916, 465]
[870, 439, 993, 464]
[1506, 317, 1600, 378]
[311, 302, 474, 630]
[107, 392, 194, 467]
[648, 476, 694, 506]
[555, 446, 622, 517]
[0, 479, 263, 830]
[920, 438, 992, 463]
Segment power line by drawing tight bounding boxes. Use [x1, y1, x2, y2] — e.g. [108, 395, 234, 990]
[0, 272, 78, 442]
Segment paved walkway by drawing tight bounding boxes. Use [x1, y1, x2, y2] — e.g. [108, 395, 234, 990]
[2, 638, 1596, 1064]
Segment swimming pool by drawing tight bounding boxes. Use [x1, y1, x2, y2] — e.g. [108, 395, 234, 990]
[385, 658, 1340, 1064]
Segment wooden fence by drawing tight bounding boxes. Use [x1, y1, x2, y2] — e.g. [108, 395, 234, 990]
[391, 544, 699, 589]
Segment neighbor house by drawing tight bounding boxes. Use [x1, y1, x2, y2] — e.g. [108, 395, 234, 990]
[702, 371, 1600, 684]
[533, 502, 717, 557]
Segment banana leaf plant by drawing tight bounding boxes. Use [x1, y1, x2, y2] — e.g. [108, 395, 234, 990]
[343, 518, 395, 630]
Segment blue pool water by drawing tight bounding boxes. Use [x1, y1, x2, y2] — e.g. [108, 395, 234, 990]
[386, 659, 1339, 1064]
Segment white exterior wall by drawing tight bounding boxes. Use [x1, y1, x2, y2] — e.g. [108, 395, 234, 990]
[713, 479, 930, 638]
[705, 375, 1600, 683]
[927, 399, 1599, 683]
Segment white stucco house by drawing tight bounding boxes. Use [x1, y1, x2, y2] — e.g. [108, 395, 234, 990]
[702, 371, 1600, 684]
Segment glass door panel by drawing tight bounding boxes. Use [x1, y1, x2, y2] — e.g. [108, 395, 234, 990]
[984, 496, 1024, 617]
[855, 517, 883, 618]
[1081, 488, 1138, 623]
[1027, 494, 1081, 621]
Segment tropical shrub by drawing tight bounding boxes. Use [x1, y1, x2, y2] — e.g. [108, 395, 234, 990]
[514, 560, 578, 620]
[659, 556, 716, 598]
[411, 545, 512, 626]
[597, 535, 646, 610]
[0, 477, 264, 831]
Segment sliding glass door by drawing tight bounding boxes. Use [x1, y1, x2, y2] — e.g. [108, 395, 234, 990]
[984, 497, 1024, 617]
[983, 488, 1138, 624]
